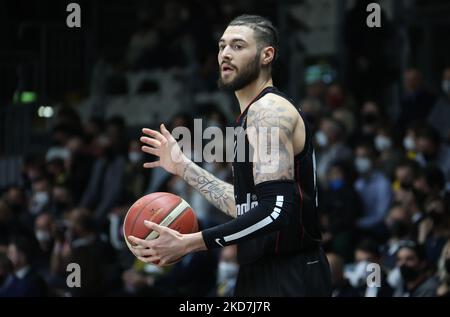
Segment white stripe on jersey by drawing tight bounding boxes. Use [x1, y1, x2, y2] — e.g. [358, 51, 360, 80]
[223, 196, 284, 243]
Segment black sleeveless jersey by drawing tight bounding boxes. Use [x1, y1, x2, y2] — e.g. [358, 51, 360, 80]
[232, 86, 322, 264]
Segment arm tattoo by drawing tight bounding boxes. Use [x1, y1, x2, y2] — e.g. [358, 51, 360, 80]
[247, 98, 296, 184]
[183, 162, 237, 218]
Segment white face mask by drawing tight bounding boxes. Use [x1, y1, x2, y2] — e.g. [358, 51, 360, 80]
[403, 136, 415, 151]
[355, 157, 372, 174]
[34, 192, 49, 206]
[315, 131, 328, 147]
[375, 135, 392, 152]
[442, 80, 450, 95]
[35, 230, 51, 243]
[217, 262, 239, 283]
[128, 151, 143, 163]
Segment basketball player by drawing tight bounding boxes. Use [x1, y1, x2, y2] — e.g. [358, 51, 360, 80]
[128, 15, 332, 296]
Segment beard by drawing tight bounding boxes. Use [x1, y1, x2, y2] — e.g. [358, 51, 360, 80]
[217, 52, 261, 92]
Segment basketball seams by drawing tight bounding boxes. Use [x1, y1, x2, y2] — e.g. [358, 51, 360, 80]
[124, 192, 179, 243]
[146, 199, 190, 240]
[136, 194, 181, 235]
[123, 194, 198, 259]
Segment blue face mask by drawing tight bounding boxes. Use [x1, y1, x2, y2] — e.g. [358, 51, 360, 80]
[328, 179, 345, 191]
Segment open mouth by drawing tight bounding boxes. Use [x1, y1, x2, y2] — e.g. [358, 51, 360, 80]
[221, 64, 235, 74]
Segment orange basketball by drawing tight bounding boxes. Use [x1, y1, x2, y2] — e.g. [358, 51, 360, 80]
[123, 192, 198, 264]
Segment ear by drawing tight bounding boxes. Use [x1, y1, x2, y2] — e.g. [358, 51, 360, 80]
[261, 47, 275, 66]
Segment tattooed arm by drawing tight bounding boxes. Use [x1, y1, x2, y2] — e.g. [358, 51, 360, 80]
[246, 94, 299, 185]
[181, 161, 237, 218]
[130, 97, 303, 265]
[180, 92, 300, 217]
[140, 124, 237, 218]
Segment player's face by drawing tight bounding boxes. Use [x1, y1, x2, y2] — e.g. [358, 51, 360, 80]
[217, 26, 261, 91]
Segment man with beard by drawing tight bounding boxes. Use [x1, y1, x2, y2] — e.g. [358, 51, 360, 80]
[131, 15, 331, 296]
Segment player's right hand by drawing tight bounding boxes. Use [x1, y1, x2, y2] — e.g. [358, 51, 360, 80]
[140, 124, 189, 176]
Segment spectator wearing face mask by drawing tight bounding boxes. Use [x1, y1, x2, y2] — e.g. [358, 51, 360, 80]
[417, 196, 449, 267]
[29, 176, 52, 218]
[414, 126, 450, 190]
[428, 67, 450, 143]
[381, 203, 413, 269]
[392, 160, 420, 193]
[344, 239, 393, 297]
[34, 213, 55, 260]
[354, 143, 393, 239]
[374, 123, 402, 179]
[393, 241, 439, 297]
[320, 162, 362, 262]
[393, 187, 426, 244]
[358, 101, 383, 139]
[33, 213, 58, 288]
[315, 117, 353, 187]
[325, 83, 355, 112]
[402, 123, 424, 161]
[50, 184, 74, 217]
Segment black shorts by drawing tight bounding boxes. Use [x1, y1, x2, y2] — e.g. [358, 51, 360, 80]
[234, 248, 331, 297]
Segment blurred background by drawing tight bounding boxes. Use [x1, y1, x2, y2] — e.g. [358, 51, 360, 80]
[0, 0, 449, 297]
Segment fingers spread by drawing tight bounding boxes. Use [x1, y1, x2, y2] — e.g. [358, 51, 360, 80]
[143, 161, 160, 169]
[141, 146, 159, 156]
[160, 124, 176, 143]
[140, 136, 161, 148]
[142, 128, 166, 143]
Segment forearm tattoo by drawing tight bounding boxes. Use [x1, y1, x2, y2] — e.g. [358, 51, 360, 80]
[183, 162, 237, 218]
